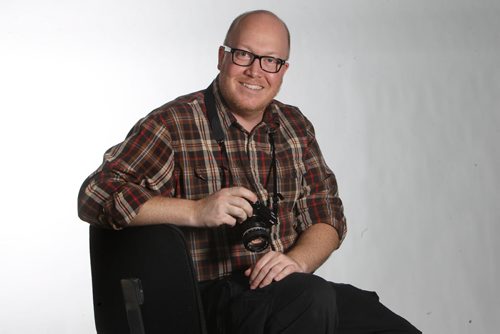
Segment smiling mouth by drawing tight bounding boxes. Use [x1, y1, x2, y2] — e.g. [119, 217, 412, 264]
[241, 82, 264, 91]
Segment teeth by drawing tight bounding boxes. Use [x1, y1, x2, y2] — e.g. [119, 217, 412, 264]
[242, 82, 263, 90]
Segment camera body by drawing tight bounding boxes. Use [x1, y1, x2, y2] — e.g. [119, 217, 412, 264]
[240, 201, 277, 252]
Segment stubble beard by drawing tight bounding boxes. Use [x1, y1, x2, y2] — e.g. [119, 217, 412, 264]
[219, 78, 281, 118]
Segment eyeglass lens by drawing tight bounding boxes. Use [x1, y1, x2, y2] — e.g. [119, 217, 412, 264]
[232, 49, 282, 73]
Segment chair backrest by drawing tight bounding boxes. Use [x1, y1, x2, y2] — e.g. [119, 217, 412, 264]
[89, 224, 207, 334]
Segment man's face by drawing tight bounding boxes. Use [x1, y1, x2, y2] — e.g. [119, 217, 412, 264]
[217, 14, 289, 117]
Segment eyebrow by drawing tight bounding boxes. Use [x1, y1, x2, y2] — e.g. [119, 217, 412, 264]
[235, 45, 284, 59]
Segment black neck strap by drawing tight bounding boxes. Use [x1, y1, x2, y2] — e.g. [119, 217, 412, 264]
[205, 83, 224, 143]
[204, 83, 280, 216]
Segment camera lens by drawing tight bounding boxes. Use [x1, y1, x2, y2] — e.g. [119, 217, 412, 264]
[240, 201, 276, 252]
[242, 224, 271, 252]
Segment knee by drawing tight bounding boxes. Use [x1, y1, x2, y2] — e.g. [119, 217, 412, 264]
[263, 273, 337, 332]
[285, 273, 337, 313]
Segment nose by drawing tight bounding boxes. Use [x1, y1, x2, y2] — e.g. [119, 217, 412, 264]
[244, 58, 263, 77]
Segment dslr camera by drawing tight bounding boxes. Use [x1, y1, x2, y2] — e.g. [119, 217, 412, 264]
[240, 201, 277, 252]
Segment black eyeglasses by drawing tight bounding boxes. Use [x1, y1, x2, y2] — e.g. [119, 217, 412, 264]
[222, 45, 287, 73]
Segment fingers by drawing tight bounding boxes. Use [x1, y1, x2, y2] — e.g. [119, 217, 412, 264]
[228, 187, 258, 206]
[226, 195, 254, 220]
[225, 202, 248, 224]
[247, 251, 303, 290]
[193, 187, 258, 227]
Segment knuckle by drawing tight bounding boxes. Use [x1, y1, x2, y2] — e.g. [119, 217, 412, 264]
[270, 266, 281, 275]
[261, 264, 273, 274]
[254, 269, 265, 280]
[255, 261, 265, 271]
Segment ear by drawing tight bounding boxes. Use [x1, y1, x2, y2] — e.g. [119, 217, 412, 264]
[281, 62, 290, 75]
[217, 46, 225, 71]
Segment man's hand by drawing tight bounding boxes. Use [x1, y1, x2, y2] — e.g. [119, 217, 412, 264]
[244, 251, 305, 290]
[243, 224, 340, 290]
[130, 186, 257, 228]
[192, 187, 258, 227]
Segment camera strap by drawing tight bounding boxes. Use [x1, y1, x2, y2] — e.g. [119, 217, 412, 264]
[205, 83, 228, 187]
[205, 83, 225, 143]
[268, 129, 280, 222]
[204, 83, 280, 218]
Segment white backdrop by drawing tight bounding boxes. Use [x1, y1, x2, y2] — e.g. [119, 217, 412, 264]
[1, 1, 499, 333]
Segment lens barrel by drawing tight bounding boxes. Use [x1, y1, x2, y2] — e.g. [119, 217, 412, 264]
[242, 220, 271, 252]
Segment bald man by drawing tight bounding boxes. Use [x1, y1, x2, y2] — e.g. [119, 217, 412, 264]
[79, 10, 420, 334]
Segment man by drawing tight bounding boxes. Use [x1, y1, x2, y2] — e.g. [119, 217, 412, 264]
[78, 10, 420, 334]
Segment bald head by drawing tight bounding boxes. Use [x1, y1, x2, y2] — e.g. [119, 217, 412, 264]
[217, 10, 290, 119]
[224, 10, 291, 59]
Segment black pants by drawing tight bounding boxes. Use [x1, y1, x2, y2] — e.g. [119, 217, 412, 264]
[199, 272, 421, 334]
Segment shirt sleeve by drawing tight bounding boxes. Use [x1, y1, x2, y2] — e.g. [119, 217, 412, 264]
[295, 118, 347, 243]
[77, 116, 176, 229]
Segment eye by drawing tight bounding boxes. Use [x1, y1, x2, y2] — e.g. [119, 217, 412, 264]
[235, 50, 251, 59]
[263, 57, 278, 64]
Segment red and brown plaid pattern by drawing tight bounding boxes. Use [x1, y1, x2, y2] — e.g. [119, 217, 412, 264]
[78, 79, 346, 281]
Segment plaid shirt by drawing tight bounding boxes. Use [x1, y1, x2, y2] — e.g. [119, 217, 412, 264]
[78, 79, 346, 281]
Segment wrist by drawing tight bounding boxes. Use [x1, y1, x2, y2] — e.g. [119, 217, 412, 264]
[286, 251, 309, 273]
[187, 199, 201, 227]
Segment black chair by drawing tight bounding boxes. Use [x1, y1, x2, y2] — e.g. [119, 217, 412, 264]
[89, 224, 207, 334]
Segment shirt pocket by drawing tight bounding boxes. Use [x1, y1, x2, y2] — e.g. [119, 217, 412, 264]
[188, 165, 222, 199]
[277, 161, 306, 204]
